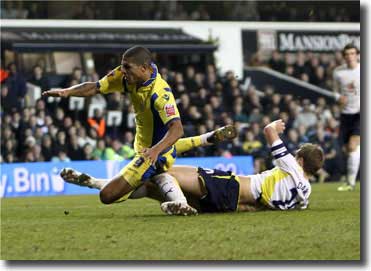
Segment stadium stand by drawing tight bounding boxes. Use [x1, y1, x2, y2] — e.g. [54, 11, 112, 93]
[0, 1, 359, 22]
[1, 50, 346, 183]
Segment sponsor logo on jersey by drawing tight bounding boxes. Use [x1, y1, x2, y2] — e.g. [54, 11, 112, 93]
[164, 104, 175, 117]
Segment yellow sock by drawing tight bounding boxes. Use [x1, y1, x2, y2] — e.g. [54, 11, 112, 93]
[175, 136, 203, 155]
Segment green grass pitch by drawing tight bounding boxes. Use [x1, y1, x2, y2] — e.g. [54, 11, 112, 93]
[1, 182, 360, 260]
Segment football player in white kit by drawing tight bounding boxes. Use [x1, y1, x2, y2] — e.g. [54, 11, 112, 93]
[333, 44, 360, 191]
[61, 120, 325, 213]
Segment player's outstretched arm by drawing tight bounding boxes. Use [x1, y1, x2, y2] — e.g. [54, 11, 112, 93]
[42, 82, 99, 98]
[263, 119, 286, 146]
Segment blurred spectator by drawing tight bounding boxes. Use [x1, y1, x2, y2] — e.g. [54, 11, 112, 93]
[51, 150, 71, 162]
[92, 139, 108, 160]
[28, 65, 50, 91]
[41, 134, 54, 161]
[77, 127, 95, 148]
[104, 139, 125, 161]
[313, 127, 342, 182]
[68, 134, 84, 161]
[53, 107, 65, 129]
[3, 63, 27, 112]
[82, 143, 95, 160]
[0, 67, 9, 83]
[241, 130, 264, 158]
[27, 2, 45, 19]
[121, 131, 135, 159]
[87, 108, 106, 138]
[15, 1, 28, 18]
[54, 130, 68, 155]
[1, 1, 18, 18]
[233, 103, 248, 123]
[268, 51, 286, 73]
[293, 99, 317, 130]
[67, 67, 85, 86]
[293, 52, 309, 79]
[286, 128, 300, 153]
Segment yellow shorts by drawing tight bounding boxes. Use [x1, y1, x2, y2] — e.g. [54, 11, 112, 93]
[120, 145, 177, 189]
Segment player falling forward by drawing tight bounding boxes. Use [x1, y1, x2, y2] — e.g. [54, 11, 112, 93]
[332, 44, 360, 192]
[44, 46, 236, 215]
[62, 120, 324, 213]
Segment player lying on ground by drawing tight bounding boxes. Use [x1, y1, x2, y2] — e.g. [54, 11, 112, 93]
[61, 124, 237, 215]
[62, 120, 324, 213]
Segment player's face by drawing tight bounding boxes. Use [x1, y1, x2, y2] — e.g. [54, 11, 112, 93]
[343, 48, 358, 65]
[121, 57, 146, 84]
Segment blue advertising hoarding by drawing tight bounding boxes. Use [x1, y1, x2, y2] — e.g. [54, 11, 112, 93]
[0, 156, 253, 198]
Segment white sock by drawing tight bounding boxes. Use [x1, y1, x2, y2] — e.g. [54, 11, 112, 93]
[347, 145, 360, 187]
[200, 132, 213, 145]
[152, 173, 187, 203]
[87, 178, 109, 190]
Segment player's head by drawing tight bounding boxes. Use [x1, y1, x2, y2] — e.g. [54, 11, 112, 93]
[342, 43, 359, 66]
[121, 46, 153, 84]
[295, 143, 324, 176]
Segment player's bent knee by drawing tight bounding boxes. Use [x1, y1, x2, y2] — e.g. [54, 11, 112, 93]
[99, 190, 115, 204]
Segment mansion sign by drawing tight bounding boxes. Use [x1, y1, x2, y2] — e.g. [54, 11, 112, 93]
[277, 31, 360, 52]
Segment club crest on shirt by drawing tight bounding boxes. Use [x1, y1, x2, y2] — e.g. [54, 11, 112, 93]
[346, 81, 356, 93]
[164, 104, 175, 117]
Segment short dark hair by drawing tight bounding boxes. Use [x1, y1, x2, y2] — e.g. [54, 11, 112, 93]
[342, 43, 360, 56]
[296, 143, 324, 176]
[123, 46, 152, 66]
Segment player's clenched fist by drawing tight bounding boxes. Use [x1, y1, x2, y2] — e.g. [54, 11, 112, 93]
[271, 119, 286, 134]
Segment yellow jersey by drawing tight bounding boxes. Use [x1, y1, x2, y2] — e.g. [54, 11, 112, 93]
[97, 63, 180, 152]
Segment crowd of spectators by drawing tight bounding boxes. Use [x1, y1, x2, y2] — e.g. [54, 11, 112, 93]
[249, 50, 345, 91]
[1, 49, 348, 183]
[1, 1, 359, 22]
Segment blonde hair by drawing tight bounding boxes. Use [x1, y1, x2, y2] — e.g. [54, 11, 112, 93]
[296, 143, 324, 175]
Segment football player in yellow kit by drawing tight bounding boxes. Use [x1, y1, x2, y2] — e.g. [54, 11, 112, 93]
[43, 46, 218, 215]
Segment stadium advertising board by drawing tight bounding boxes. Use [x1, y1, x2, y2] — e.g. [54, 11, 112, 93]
[276, 31, 360, 52]
[243, 29, 360, 56]
[0, 156, 253, 198]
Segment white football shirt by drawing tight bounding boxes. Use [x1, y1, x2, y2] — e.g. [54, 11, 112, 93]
[333, 63, 360, 114]
[249, 140, 311, 210]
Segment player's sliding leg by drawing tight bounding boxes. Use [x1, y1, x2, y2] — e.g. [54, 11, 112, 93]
[60, 163, 197, 215]
[61, 168, 135, 203]
[154, 166, 206, 215]
[175, 125, 237, 155]
[152, 173, 198, 216]
[61, 167, 165, 201]
[129, 182, 164, 202]
[61, 168, 107, 190]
